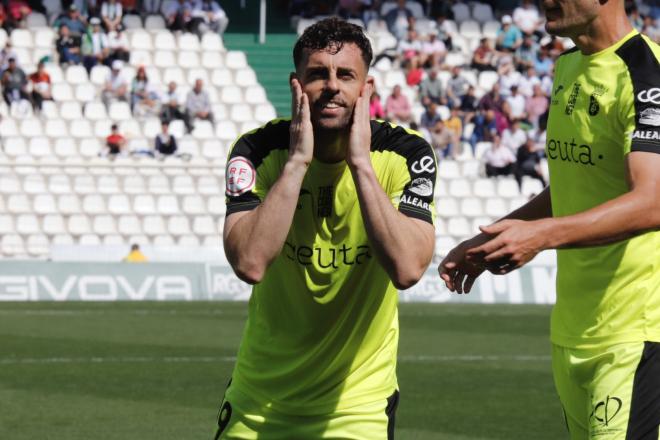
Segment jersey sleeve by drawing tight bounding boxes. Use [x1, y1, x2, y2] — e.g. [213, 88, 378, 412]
[616, 36, 660, 155]
[225, 120, 289, 215]
[372, 122, 437, 224]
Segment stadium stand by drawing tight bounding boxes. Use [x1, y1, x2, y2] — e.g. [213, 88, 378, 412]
[0, 0, 657, 263]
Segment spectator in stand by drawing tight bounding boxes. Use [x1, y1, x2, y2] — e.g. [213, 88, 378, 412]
[515, 34, 540, 71]
[418, 67, 445, 106]
[160, 81, 191, 131]
[496, 15, 523, 52]
[445, 106, 463, 152]
[107, 25, 130, 64]
[420, 30, 447, 68]
[484, 134, 516, 178]
[131, 66, 159, 117]
[526, 84, 549, 130]
[518, 66, 541, 98]
[6, 0, 31, 29]
[190, 0, 229, 37]
[1, 57, 28, 107]
[459, 85, 478, 123]
[384, 0, 414, 40]
[405, 58, 423, 87]
[105, 123, 126, 156]
[369, 90, 385, 119]
[185, 78, 214, 130]
[470, 109, 497, 151]
[471, 37, 498, 72]
[385, 84, 412, 124]
[512, 0, 543, 37]
[154, 121, 178, 156]
[628, 5, 644, 30]
[430, 119, 454, 158]
[419, 101, 442, 135]
[53, 5, 87, 37]
[534, 47, 554, 77]
[83, 17, 110, 73]
[336, 0, 363, 19]
[56, 25, 82, 66]
[0, 42, 17, 71]
[505, 85, 527, 122]
[434, 13, 454, 50]
[498, 56, 521, 96]
[479, 82, 505, 114]
[641, 14, 660, 42]
[514, 137, 546, 190]
[70, 0, 100, 18]
[101, 0, 123, 32]
[166, 0, 193, 32]
[28, 61, 52, 113]
[501, 119, 527, 152]
[102, 60, 128, 110]
[446, 66, 469, 108]
[397, 29, 422, 70]
[123, 243, 147, 262]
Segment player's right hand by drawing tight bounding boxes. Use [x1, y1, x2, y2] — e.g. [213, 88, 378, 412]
[438, 235, 489, 294]
[289, 77, 314, 167]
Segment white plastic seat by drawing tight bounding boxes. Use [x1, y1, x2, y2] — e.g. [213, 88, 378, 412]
[51, 234, 75, 246]
[197, 176, 220, 195]
[58, 194, 82, 215]
[129, 30, 153, 50]
[225, 51, 248, 69]
[23, 175, 47, 194]
[201, 32, 224, 51]
[121, 175, 146, 196]
[82, 194, 107, 214]
[122, 14, 143, 29]
[186, 68, 209, 86]
[473, 178, 496, 198]
[20, 118, 44, 137]
[459, 20, 482, 39]
[200, 140, 224, 160]
[133, 194, 156, 214]
[42, 214, 66, 235]
[34, 28, 56, 48]
[178, 234, 200, 247]
[147, 175, 171, 194]
[190, 120, 213, 140]
[235, 68, 258, 87]
[145, 14, 166, 30]
[0, 214, 15, 234]
[97, 175, 120, 194]
[59, 102, 83, 122]
[2, 234, 24, 255]
[447, 216, 471, 237]
[509, 197, 528, 212]
[154, 50, 176, 68]
[10, 29, 32, 48]
[384, 70, 406, 88]
[202, 51, 224, 69]
[52, 83, 73, 101]
[182, 195, 206, 214]
[438, 161, 461, 179]
[244, 85, 268, 105]
[473, 4, 494, 23]
[254, 104, 277, 123]
[49, 176, 72, 196]
[79, 234, 101, 245]
[171, 176, 195, 195]
[521, 178, 545, 197]
[90, 65, 111, 85]
[28, 137, 53, 157]
[129, 50, 153, 67]
[497, 179, 520, 198]
[451, 3, 471, 22]
[108, 101, 131, 121]
[152, 234, 175, 246]
[102, 234, 124, 246]
[45, 119, 68, 138]
[77, 138, 101, 157]
[118, 215, 142, 235]
[25, 234, 49, 256]
[33, 194, 57, 215]
[193, 216, 216, 235]
[73, 175, 96, 195]
[485, 198, 508, 218]
[106, 194, 131, 215]
[4, 137, 27, 157]
[65, 65, 88, 85]
[211, 68, 232, 87]
[460, 198, 484, 217]
[461, 160, 481, 179]
[157, 194, 180, 215]
[482, 20, 501, 39]
[167, 216, 191, 236]
[230, 104, 254, 123]
[83, 101, 108, 120]
[93, 215, 117, 235]
[7, 194, 31, 213]
[142, 215, 166, 236]
[178, 51, 200, 68]
[16, 214, 40, 234]
[206, 195, 226, 215]
[178, 33, 200, 51]
[154, 31, 176, 50]
[448, 179, 471, 198]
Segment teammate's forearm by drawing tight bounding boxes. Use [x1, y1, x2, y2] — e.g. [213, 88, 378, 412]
[540, 188, 659, 249]
[502, 186, 553, 222]
[224, 160, 308, 283]
[350, 161, 434, 289]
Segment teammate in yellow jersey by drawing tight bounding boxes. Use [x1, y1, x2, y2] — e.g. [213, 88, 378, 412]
[439, 1, 660, 438]
[217, 18, 436, 439]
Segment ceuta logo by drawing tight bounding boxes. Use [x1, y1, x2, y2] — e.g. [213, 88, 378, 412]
[590, 396, 623, 427]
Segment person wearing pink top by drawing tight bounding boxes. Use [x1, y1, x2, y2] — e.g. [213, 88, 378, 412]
[385, 85, 411, 124]
[525, 84, 549, 129]
[369, 90, 385, 119]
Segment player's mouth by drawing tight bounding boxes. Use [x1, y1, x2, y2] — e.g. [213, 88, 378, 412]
[317, 100, 346, 116]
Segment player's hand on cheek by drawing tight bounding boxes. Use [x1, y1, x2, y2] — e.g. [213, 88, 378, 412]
[466, 219, 551, 274]
[289, 76, 314, 167]
[347, 82, 373, 169]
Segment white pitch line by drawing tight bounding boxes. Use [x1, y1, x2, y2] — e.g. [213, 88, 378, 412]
[0, 355, 550, 365]
[0, 309, 235, 316]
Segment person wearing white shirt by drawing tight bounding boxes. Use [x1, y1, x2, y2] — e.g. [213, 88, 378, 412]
[101, 0, 123, 32]
[505, 85, 527, 121]
[512, 0, 543, 36]
[83, 17, 110, 73]
[497, 57, 521, 96]
[190, 0, 229, 37]
[420, 31, 447, 68]
[500, 120, 527, 152]
[107, 27, 129, 63]
[484, 134, 516, 177]
[102, 59, 128, 110]
[517, 66, 541, 98]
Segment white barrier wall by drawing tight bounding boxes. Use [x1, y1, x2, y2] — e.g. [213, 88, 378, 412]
[0, 256, 557, 304]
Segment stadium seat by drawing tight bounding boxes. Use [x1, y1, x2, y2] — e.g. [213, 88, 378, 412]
[132, 194, 156, 215]
[509, 197, 528, 212]
[482, 20, 501, 39]
[33, 194, 57, 215]
[478, 71, 499, 92]
[16, 214, 40, 235]
[79, 234, 101, 245]
[152, 234, 175, 246]
[65, 65, 88, 85]
[447, 216, 471, 237]
[34, 28, 55, 48]
[178, 51, 200, 68]
[51, 234, 75, 246]
[118, 215, 142, 235]
[211, 68, 233, 87]
[451, 3, 471, 22]
[4, 137, 27, 157]
[220, 86, 242, 105]
[168, 216, 191, 236]
[23, 175, 47, 194]
[230, 104, 253, 123]
[178, 33, 200, 51]
[145, 14, 166, 30]
[448, 179, 471, 198]
[26, 234, 49, 256]
[74, 175, 97, 195]
[202, 51, 224, 69]
[460, 198, 484, 217]
[93, 215, 117, 235]
[435, 197, 460, 218]
[156, 194, 180, 215]
[521, 178, 544, 197]
[461, 160, 481, 179]
[97, 175, 120, 194]
[202, 140, 226, 160]
[207, 195, 226, 216]
[0, 214, 15, 234]
[107, 194, 131, 215]
[384, 70, 406, 89]
[497, 179, 519, 198]
[202, 234, 222, 248]
[7, 194, 30, 214]
[129, 30, 153, 50]
[94, 120, 113, 138]
[459, 20, 482, 39]
[225, 51, 248, 70]
[435, 236, 457, 256]
[108, 101, 131, 121]
[201, 33, 224, 51]
[215, 120, 238, 142]
[178, 234, 200, 247]
[473, 178, 496, 198]
[182, 195, 207, 215]
[90, 65, 111, 85]
[147, 175, 171, 194]
[191, 120, 214, 140]
[10, 29, 32, 48]
[187, 68, 210, 86]
[84, 101, 108, 120]
[485, 198, 508, 218]
[474, 142, 492, 160]
[171, 175, 195, 195]
[82, 194, 107, 214]
[197, 176, 220, 195]
[20, 118, 44, 137]
[472, 4, 495, 23]
[49, 176, 73, 196]
[154, 51, 176, 68]
[192, 216, 216, 236]
[438, 160, 461, 179]
[235, 68, 258, 87]
[42, 214, 66, 235]
[154, 31, 176, 50]
[2, 234, 24, 255]
[103, 234, 125, 246]
[28, 137, 53, 157]
[56, 195, 82, 216]
[122, 14, 143, 29]
[254, 104, 277, 123]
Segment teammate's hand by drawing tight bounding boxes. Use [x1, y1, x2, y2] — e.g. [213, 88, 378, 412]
[466, 219, 551, 274]
[347, 82, 373, 169]
[438, 235, 490, 294]
[289, 77, 314, 167]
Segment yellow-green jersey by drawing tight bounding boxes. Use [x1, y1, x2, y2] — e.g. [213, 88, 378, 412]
[546, 31, 660, 349]
[224, 119, 436, 415]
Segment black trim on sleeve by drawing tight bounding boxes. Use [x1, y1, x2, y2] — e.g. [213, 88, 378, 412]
[626, 341, 660, 440]
[615, 35, 660, 154]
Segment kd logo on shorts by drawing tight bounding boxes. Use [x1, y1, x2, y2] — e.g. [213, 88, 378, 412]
[589, 395, 622, 428]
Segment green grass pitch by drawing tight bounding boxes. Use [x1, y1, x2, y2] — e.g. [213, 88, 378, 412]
[0, 302, 565, 439]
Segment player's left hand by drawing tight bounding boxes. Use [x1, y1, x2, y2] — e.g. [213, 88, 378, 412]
[347, 82, 373, 169]
[466, 219, 551, 274]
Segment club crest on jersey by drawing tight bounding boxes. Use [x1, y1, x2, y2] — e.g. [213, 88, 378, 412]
[226, 156, 256, 196]
[639, 107, 660, 127]
[588, 85, 606, 117]
[408, 177, 433, 197]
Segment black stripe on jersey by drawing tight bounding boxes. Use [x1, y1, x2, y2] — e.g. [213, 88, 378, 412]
[626, 342, 660, 440]
[615, 35, 660, 154]
[225, 119, 290, 215]
[385, 389, 400, 440]
[370, 121, 437, 224]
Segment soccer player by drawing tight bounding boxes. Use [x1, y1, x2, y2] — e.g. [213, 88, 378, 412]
[438, 1, 659, 438]
[218, 18, 436, 439]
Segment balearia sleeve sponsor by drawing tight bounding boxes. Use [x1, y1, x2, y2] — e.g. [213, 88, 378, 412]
[398, 137, 437, 224]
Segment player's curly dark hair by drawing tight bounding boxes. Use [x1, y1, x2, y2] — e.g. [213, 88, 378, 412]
[293, 17, 373, 69]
